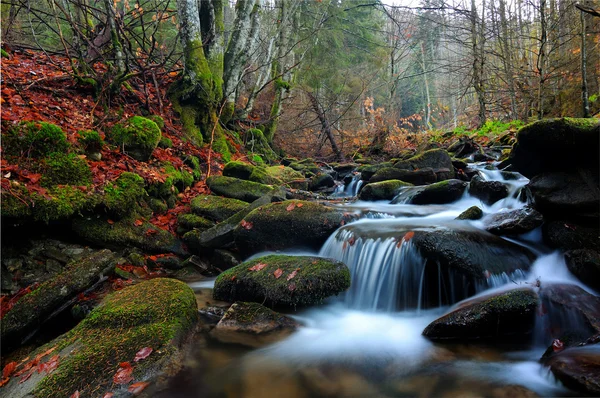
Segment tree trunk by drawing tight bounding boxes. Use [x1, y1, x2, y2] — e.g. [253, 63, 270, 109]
[308, 92, 343, 161]
[471, 0, 486, 127]
[420, 42, 432, 129]
[581, 7, 591, 118]
[499, 0, 518, 120]
[537, 0, 547, 120]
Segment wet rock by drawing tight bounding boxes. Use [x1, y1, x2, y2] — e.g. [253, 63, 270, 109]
[1, 278, 198, 398]
[358, 180, 413, 201]
[213, 254, 350, 308]
[423, 288, 538, 342]
[370, 167, 437, 185]
[210, 249, 240, 270]
[233, 200, 348, 256]
[332, 163, 359, 179]
[510, 118, 600, 178]
[190, 194, 248, 222]
[542, 221, 600, 251]
[545, 345, 600, 396]
[565, 250, 600, 291]
[1, 249, 119, 349]
[410, 179, 468, 205]
[199, 306, 227, 325]
[210, 302, 299, 347]
[484, 207, 544, 235]
[469, 176, 509, 205]
[456, 206, 483, 220]
[447, 137, 479, 158]
[181, 255, 222, 276]
[309, 173, 335, 191]
[206, 175, 275, 203]
[356, 162, 394, 181]
[538, 284, 600, 337]
[177, 213, 215, 235]
[452, 159, 469, 171]
[393, 149, 454, 177]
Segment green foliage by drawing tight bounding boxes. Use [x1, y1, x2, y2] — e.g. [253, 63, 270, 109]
[589, 94, 598, 104]
[147, 163, 194, 199]
[274, 78, 292, 91]
[103, 172, 146, 219]
[4, 121, 69, 158]
[184, 155, 202, 180]
[252, 154, 264, 164]
[77, 130, 104, 153]
[41, 152, 92, 187]
[475, 120, 523, 136]
[1, 48, 9, 58]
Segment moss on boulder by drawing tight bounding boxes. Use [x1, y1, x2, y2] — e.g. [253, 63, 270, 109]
[3, 121, 69, 158]
[410, 179, 468, 205]
[370, 167, 437, 185]
[190, 194, 248, 222]
[393, 149, 454, 176]
[177, 213, 215, 234]
[109, 116, 161, 161]
[456, 206, 483, 220]
[213, 254, 351, 307]
[206, 175, 274, 203]
[309, 173, 335, 191]
[223, 161, 255, 180]
[147, 163, 194, 199]
[102, 172, 147, 219]
[358, 180, 413, 201]
[356, 162, 394, 181]
[40, 152, 92, 187]
[245, 128, 278, 164]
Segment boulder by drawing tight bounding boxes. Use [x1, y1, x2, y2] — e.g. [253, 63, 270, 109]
[509, 118, 600, 178]
[456, 206, 483, 220]
[538, 284, 600, 337]
[542, 221, 600, 251]
[469, 176, 509, 205]
[108, 116, 161, 161]
[213, 254, 350, 307]
[565, 249, 600, 291]
[358, 180, 413, 201]
[190, 194, 248, 222]
[309, 173, 335, 191]
[393, 148, 454, 177]
[422, 288, 538, 342]
[233, 200, 348, 256]
[1, 249, 119, 349]
[210, 301, 299, 347]
[546, 345, 600, 396]
[0, 278, 198, 398]
[410, 179, 468, 205]
[206, 175, 275, 203]
[370, 167, 437, 185]
[356, 162, 394, 181]
[484, 207, 544, 235]
[223, 161, 254, 180]
[177, 213, 214, 235]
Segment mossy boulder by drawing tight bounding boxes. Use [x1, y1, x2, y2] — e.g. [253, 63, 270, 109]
[245, 128, 278, 164]
[423, 288, 538, 342]
[223, 161, 255, 180]
[356, 162, 394, 181]
[309, 173, 335, 191]
[358, 180, 413, 201]
[565, 249, 600, 291]
[3, 121, 69, 158]
[177, 213, 215, 235]
[393, 149, 454, 177]
[484, 207, 544, 235]
[510, 118, 600, 178]
[370, 167, 437, 185]
[40, 152, 92, 187]
[147, 163, 194, 199]
[456, 206, 483, 220]
[469, 176, 509, 205]
[1, 249, 119, 349]
[109, 116, 161, 161]
[233, 200, 347, 255]
[102, 172, 147, 219]
[210, 301, 299, 348]
[2, 278, 198, 398]
[410, 179, 468, 205]
[288, 159, 320, 177]
[190, 194, 249, 222]
[206, 175, 274, 203]
[77, 130, 104, 158]
[213, 254, 351, 308]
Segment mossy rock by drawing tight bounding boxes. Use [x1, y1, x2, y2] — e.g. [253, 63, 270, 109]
[158, 137, 173, 149]
[233, 200, 347, 256]
[148, 198, 168, 214]
[456, 206, 483, 220]
[356, 162, 394, 181]
[309, 173, 335, 191]
[410, 179, 468, 205]
[393, 149, 454, 177]
[206, 175, 274, 203]
[288, 161, 320, 177]
[190, 194, 248, 222]
[358, 180, 412, 201]
[109, 116, 161, 161]
[146, 114, 165, 129]
[102, 172, 147, 219]
[40, 152, 92, 187]
[147, 163, 193, 199]
[177, 213, 214, 234]
[264, 165, 305, 183]
[1, 249, 119, 349]
[423, 288, 538, 342]
[213, 255, 351, 308]
[72, 216, 185, 255]
[77, 130, 103, 154]
[3, 278, 198, 398]
[223, 161, 255, 180]
[245, 128, 278, 164]
[3, 121, 69, 158]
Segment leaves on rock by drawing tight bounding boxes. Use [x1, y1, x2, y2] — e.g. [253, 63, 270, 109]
[552, 339, 564, 352]
[128, 381, 150, 394]
[113, 362, 134, 384]
[2, 362, 17, 379]
[248, 262, 267, 272]
[273, 268, 283, 279]
[70, 391, 80, 398]
[134, 219, 144, 226]
[286, 203, 295, 211]
[287, 269, 299, 281]
[134, 347, 153, 362]
[240, 220, 253, 230]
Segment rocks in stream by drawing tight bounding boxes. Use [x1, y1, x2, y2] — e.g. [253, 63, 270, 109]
[409, 179, 468, 204]
[483, 207, 544, 235]
[544, 345, 600, 397]
[206, 175, 277, 203]
[542, 221, 600, 251]
[422, 288, 538, 342]
[190, 194, 249, 222]
[456, 206, 483, 220]
[369, 167, 437, 185]
[564, 250, 600, 292]
[213, 254, 351, 308]
[469, 175, 509, 205]
[358, 180, 413, 201]
[393, 149, 454, 177]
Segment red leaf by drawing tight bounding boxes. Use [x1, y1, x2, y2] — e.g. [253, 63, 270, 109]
[107, 219, 115, 225]
[288, 282, 296, 291]
[248, 262, 267, 272]
[287, 269, 298, 281]
[403, 231, 414, 242]
[134, 219, 144, 226]
[134, 347, 153, 362]
[18, 369, 34, 384]
[240, 220, 253, 230]
[296, 203, 303, 208]
[273, 268, 283, 279]
[2, 362, 17, 379]
[128, 381, 150, 394]
[102, 393, 115, 398]
[0, 378, 10, 387]
[37, 355, 59, 374]
[286, 203, 295, 211]
[70, 391, 80, 398]
[552, 339, 564, 352]
[113, 362, 134, 384]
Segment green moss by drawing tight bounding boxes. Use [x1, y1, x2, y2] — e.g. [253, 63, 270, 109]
[252, 154, 264, 164]
[40, 152, 92, 187]
[148, 198, 168, 214]
[3, 121, 69, 158]
[206, 175, 274, 203]
[77, 130, 103, 154]
[358, 180, 412, 201]
[147, 163, 194, 199]
[146, 114, 165, 129]
[109, 116, 161, 161]
[190, 194, 248, 222]
[214, 255, 350, 307]
[177, 213, 214, 232]
[223, 161, 254, 180]
[274, 78, 292, 91]
[127, 252, 146, 267]
[32, 278, 197, 398]
[245, 128, 278, 164]
[158, 137, 173, 148]
[212, 133, 232, 163]
[103, 172, 146, 219]
[184, 155, 202, 180]
[456, 206, 484, 220]
[1, 48, 9, 58]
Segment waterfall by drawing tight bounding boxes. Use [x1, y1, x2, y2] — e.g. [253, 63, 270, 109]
[333, 173, 363, 197]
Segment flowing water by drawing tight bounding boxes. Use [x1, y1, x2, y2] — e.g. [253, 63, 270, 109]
[164, 163, 596, 397]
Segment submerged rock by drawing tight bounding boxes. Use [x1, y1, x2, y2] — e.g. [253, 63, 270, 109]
[358, 180, 413, 201]
[210, 302, 299, 347]
[484, 207, 543, 235]
[469, 176, 509, 205]
[410, 179, 468, 205]
[423, 288, 538, 342]
[213, 254, 350, 308]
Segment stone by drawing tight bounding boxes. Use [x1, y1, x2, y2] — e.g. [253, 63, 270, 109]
[410, 179, 468, 205]
[564, 249, 600, 291]
[206, 175, 275, 203]
[469, 176, 509, 205]
[484, 207, 544, 235]
[545, 345, 600, 396]
[456, 206, 483, 220]
[190, 194, 248, 222]
[542, 221, 600, 251]
[358, 180, 413, 201]
[393, 148, 454, 177]
[370, 167, 437, 185]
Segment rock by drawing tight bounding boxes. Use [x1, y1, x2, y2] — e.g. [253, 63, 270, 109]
[108, 116, 162, 161]
[423, 288, 538, 342]
[1, 249, 119, 349]
[510, 118, 600, 178]
[309, 173, 335, 191]
[232, 200, 348, 256]
[181, 255, 223, 276]
[393, 149, 454, 177]
[538, 284, 600, 337]
[484, 207, 544, 235]
[223, 160, 254, 180]
[528, 171, 599, 221]
[452, 159, 469, 171]
[545, 345, 600, 396]
[358, 180, 413, 201]
[190, 194, 248, 222]
[332, 163, 359, 178]
[177, 213, 215, 235]
[447, 137, 479, 158]
[542, 221, 600, 251]
[199, 306, 227, 325]
[0, 278, 197, 398]
[206, 175, 275, 203]
[456, 206, 483, 220]
[356, 162, 394, 181]
[210, 249, 240, 270]
[565, 249, 600, 291]
[213, 254, 350, 308]
[410, 179, 468, 205]
[288, 159, 320, 176]
[370, 167, 437, 185]
[469, 176, 509, 205]
[210, 302, 299, 347]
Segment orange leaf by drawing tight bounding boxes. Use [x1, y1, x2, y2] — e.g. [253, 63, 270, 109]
[286, 203, 295, 211]
[70, 391, 80, 398]
[248, 262, 267, 272]
[107, 219, 115, 225]
[286, 269, 298, 281]
[0, 378, 10, 387]
[113, 362, 134, 384]
[296, 203, 303, 208]
[102, 393, 115, 398]
[134, 347, 153, 362]
[2, 362, 17, 379]
[240, 220, 253, 230]
[128, 381, 150, 394]
[134, 219, 143, 226]
[273, 268, 283, 279]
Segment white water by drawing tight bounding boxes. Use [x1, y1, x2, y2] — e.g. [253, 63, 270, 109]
[332, 172, 363, 197]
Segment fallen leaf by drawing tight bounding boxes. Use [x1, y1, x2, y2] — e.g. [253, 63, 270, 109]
[288, 282, 296, 291]
[128, 381, 150, 394]
[102, 393, 114, 398]
[273, 268, 283, 279]
[134, 347, 153, 362]
[248, 262, 267, 272]
[134, 219, 144, 226]
[37, 355, 59, 374]
[296, 203, 303, 208]
[287, 270, 298, 281]
[2, 362, 17, 378]
[0, 378, 10, 387]
[70, 391, 80, 398]
[403, 231, 414, 242]
[18, 369, 34, 384]
[113, 362, 134, 384]
[230, 275, 236, 281]
[286, 203, 295, 211]
[552, 339, 564, 352]
[107, 219, 115, 225]
[240, 220, 253, 230]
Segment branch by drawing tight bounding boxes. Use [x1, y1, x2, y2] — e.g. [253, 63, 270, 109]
[576, 3, 600, 18]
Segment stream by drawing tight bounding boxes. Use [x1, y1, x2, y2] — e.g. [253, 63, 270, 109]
[164, 163, 593, 397]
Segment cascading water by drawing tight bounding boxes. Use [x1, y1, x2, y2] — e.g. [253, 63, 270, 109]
[333, 172, 363, 197]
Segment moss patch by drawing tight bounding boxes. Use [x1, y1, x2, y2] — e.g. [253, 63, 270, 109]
[206, 175, 274, 203]
[40, 152, 92, 187]
[77, 130, 104, 154]
[213, 254, 350, 308]
[3, 121, 69, 158]
[190, 194, 248, 222]
[147, 163, 193, 199]
[103, 172, 146, 219]
[358, 180, 412, 201]
[456, 206, 484, 220]
[109, 116, 161, 161]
